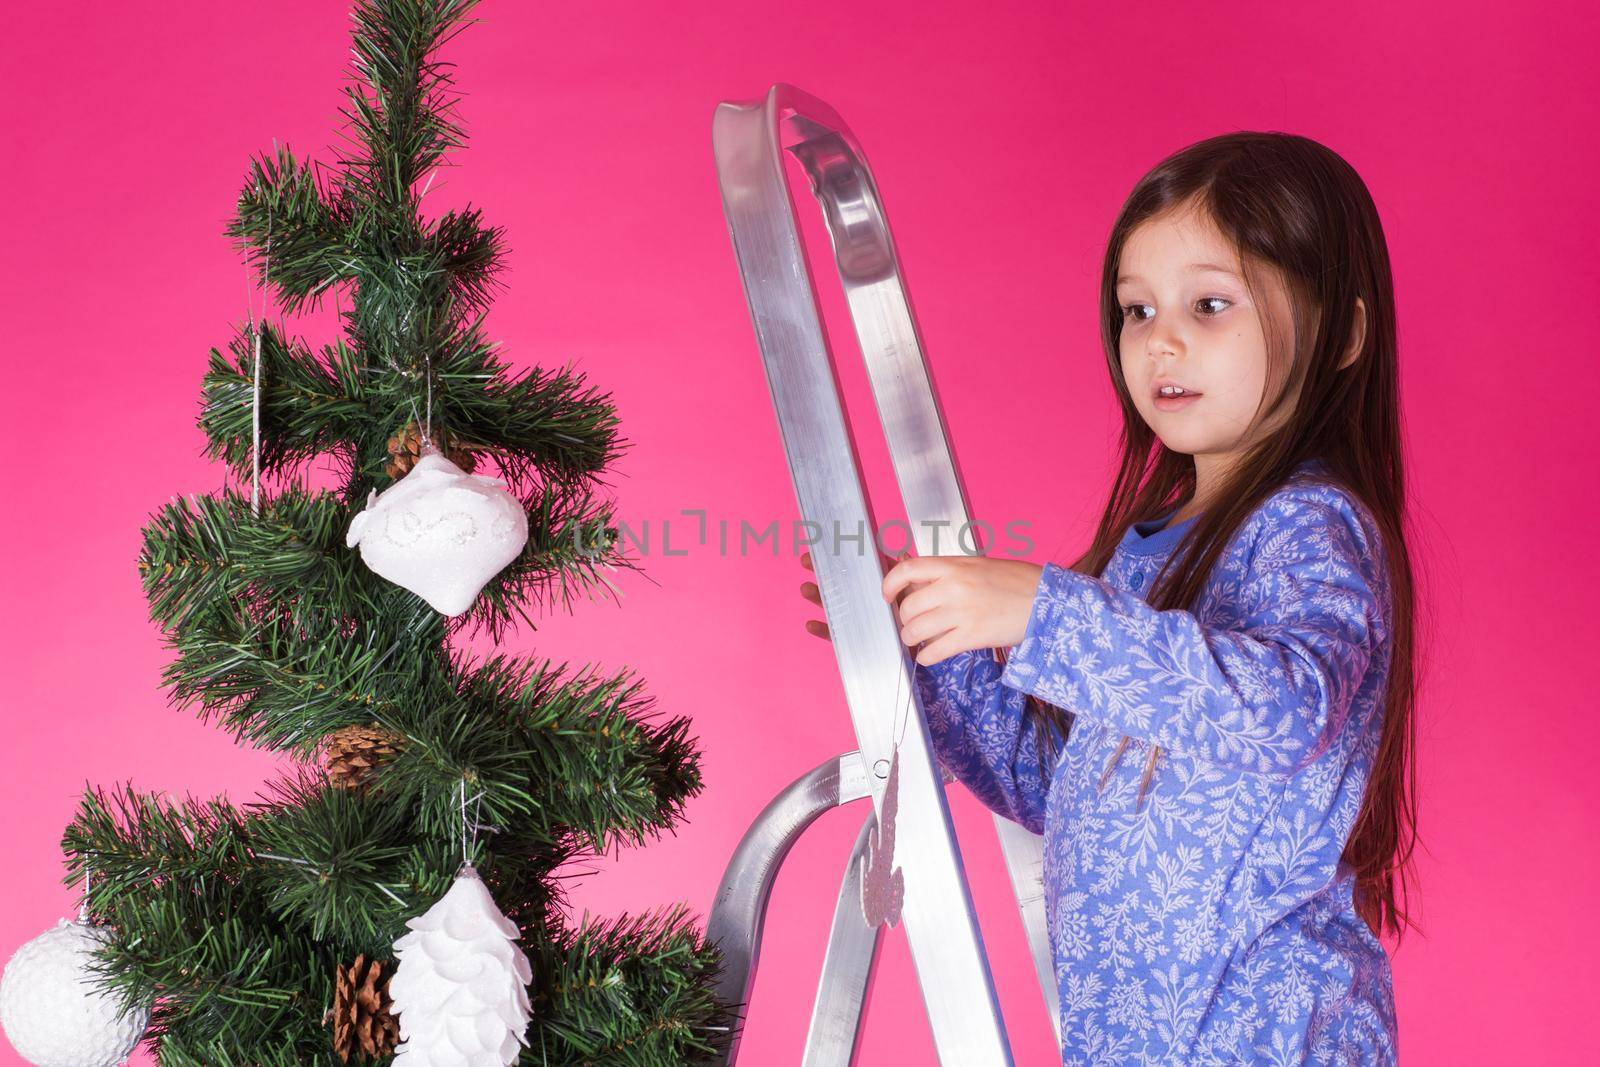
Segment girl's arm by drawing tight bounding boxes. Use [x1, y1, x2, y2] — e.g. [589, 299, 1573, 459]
[997, 484, 1387, 780]
[914, 649, 1063, 834]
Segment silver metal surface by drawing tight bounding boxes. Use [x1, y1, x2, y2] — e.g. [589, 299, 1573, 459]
[802, 816, 883, 1067]
[784, 98, 1063, 1045]
[994, 814, 1060, 1040]
[705, 752, 874, 1066]
[704, 754, 962, 1065]
[712, 82, 1026, 1064]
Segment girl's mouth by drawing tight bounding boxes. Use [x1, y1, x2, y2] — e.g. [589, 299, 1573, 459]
[1153, 386, 1202, 412]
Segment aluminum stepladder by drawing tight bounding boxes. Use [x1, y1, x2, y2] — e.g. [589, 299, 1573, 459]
[704, 83, 1062, 1065]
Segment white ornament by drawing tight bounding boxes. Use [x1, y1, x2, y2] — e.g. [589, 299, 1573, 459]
[347, 445, 529, 617]
[389, 865, 532, 1066]
[0, 919, 149, 1067]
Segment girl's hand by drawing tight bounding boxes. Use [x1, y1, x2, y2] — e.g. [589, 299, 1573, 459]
[881, 555, 1044, 665]
[799, 548, 914, 642]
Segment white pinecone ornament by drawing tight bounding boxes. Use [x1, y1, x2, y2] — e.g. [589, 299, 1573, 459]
[347, 443, 528, 617]
[0, 919, 149, 1067]
[389, 865, 532, 1065]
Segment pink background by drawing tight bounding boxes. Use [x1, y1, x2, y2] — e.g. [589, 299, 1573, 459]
[3, 1, 1597, 1063]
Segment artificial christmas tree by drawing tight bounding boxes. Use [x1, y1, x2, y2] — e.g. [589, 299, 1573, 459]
[32, 1, 734, 1063]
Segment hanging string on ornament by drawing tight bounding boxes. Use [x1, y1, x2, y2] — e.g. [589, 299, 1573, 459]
[868, 550, 916, 781]
[243, 205, 274, 518]
[454, 776, 504, 862]
[423, 346, 434, 451]
[0, 866, 151, 1067]
[459, 775, 478, 865]
[860, 553, 917, 931]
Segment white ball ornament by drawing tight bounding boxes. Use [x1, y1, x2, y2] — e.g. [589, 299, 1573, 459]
[389, 864, 532, 1066]
[347, 444, 529, 617]
[0, 919, 149, 1067]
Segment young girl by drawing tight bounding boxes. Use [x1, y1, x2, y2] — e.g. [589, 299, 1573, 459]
[804, 131, 1417, 1064]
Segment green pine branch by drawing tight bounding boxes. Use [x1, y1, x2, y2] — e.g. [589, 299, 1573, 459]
[248, 773, 449, 954]
[427, 317, 627, 485]
[58, 0, 737, 1060]
[430, 204, 504, 312]
[534, 904, 734, 1066]
[340, 0, 480, 211]
[199, 325, 368, 479]
[139, 488, 371, 632]
[158, 595, 439, 755]
[62, 786, 333, 1060]
[322, 652, 708, 862]
[229, 144, 354, 315]
[199, 314, 626, 496]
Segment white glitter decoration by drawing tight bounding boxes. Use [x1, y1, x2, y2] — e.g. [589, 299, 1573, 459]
[347, 447, 529, 617]
[389, 865, 532, 1065]
[0, 919, 149, 1067]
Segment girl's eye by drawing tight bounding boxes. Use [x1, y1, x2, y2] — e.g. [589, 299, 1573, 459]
[1120, 298, 1230, 322]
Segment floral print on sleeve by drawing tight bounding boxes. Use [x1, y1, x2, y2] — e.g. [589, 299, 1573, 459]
[912, 463, 1399, 1065]
[999, 491, 1382, 779]
[915, 648, 1066, 834]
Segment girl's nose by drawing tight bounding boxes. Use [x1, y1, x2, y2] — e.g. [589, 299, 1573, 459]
[1145, 335, 1184, 364]
[1145, 326, 1182, 360]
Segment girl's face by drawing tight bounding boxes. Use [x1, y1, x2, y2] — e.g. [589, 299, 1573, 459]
[1115, 201, 1294, 469]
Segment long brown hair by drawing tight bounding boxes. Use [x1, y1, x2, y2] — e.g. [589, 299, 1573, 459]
[1020, 131, 1419, 940]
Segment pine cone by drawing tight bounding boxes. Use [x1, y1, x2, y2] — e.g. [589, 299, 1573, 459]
[323, 724, 404, 796]
[329, 954, 399, 1063]
[386, 420, 477, 478]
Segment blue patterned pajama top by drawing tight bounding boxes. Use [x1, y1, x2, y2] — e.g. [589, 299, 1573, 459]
[915, 459, 1398, 1065]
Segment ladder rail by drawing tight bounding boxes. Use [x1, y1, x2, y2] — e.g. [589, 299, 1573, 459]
[801, 813, 882, 1067]
[780, 101, 1061, 1044]
[704, 752, 873, 1065]
[706, 753, 966, 1066]
[713, 82, 1014, 1065]
[710, 80, 1061, 1057]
